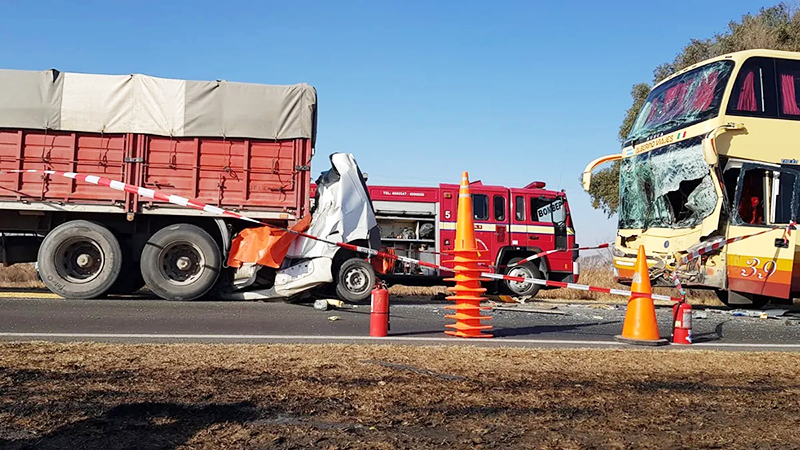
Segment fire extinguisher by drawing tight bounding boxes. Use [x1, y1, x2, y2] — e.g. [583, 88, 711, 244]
[370, 282, 389, 337]
[672, 302, 692, 345]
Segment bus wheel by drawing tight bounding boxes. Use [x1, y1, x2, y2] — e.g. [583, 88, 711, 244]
[140, 224, 221, 301]
[714, 289, 771, 309]
[503, 257, 542, 297]
[37, 220, 123, 299]
[335, 258, 375, 303]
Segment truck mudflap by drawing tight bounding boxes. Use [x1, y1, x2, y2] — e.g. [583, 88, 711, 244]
[220, 257, 333, 300]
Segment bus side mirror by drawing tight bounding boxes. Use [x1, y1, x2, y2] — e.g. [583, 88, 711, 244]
[702, 138, 718, 166]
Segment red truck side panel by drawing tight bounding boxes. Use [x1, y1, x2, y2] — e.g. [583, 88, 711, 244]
[0, 129, 311, 218]
[0, 130, 127, 203]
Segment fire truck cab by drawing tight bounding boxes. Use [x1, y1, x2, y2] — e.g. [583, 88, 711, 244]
[368, 180, 578, 297]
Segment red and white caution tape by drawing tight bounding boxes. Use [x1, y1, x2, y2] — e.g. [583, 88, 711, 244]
[6, 169, 688, 301]
[668, 271, 686, 302]
[0, 169, 450, 272]
[480, 272, 684, 303]
[679, 221, 796, 265]
[506, 243, 610, 268]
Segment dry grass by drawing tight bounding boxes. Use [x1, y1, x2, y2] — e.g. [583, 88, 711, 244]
[1, 342, 799, 449]
[0, 264, 43, 288]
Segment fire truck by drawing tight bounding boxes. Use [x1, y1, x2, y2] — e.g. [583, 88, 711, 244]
[367, 180, 578, 297]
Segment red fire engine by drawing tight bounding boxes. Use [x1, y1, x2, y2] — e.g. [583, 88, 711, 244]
[367, 180, 578, 297]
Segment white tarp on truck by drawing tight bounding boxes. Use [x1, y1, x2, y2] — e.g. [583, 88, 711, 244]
[0, 69, 317, 143]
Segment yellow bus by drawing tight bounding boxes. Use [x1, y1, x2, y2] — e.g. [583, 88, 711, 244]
[583, 49, 800, 307]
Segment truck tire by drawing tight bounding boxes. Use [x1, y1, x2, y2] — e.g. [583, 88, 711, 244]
[140, 224, 221, 301]
[502, 257, 542, 297]
[37, 220, 123, 299]
[335, 258, 375, 303]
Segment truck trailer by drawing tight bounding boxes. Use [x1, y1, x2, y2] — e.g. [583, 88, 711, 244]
[0, 68, 380, 302]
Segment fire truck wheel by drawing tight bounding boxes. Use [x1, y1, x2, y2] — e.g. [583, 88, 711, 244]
[140, 224, 221, 301]
[503, 257, 542, 297]
[335, 258, 375, 303]
[37, 220, 123, 299]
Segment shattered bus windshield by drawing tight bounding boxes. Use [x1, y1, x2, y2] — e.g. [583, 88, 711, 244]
[619, 139, 717, 230]
[627, 61, 734, 144]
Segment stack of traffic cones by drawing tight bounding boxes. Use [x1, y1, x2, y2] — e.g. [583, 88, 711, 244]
[615, 245, 667, 346]
[444, 172, 492, 338]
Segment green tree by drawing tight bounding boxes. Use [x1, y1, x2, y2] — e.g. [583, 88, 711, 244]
[587, 3, 800, 216]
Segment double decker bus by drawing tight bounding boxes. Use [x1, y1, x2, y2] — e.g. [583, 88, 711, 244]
[583, 49, 800, 307]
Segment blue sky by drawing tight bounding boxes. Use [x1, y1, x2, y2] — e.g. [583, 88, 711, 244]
[0, 0, 772, 244]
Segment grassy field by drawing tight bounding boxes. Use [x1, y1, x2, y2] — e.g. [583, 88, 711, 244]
[0, 264, 42, 288]
[1, 342, 798, 449]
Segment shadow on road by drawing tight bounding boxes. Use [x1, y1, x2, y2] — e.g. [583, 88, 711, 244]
[492, 320, 619, 338]
[692, 320, 728, 343]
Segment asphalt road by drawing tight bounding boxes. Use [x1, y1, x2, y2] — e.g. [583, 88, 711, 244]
[1, 293, 799, 350]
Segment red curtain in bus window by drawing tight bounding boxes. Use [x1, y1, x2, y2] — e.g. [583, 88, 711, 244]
[781, 73, 800, 115]
[737, 70, 757, 112]
[692, 71, 718, 110]
[664, 82, 688, 118]
[646, 97, 662, 123]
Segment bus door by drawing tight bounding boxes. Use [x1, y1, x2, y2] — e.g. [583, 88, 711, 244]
[726, 163, 799, 300]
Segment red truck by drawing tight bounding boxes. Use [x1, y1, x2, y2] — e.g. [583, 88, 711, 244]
[367, 181, 578, 297]
[0, 68, 324, 301]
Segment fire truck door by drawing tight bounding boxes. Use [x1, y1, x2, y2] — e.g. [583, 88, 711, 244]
[469, 190, 497, 259]
[509, 191, 534, 248]
[492, 193, 508, 244]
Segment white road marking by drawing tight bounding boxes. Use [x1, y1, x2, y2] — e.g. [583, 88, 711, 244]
[0, 332, 623, 345]
[0, 333, 797, 349]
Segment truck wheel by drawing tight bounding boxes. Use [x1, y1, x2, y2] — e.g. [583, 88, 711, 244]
[37, 220, 123, 299]
[335, 258, 375, 303]
[140, 224, 221, 301]
[502, 257, 542, 297]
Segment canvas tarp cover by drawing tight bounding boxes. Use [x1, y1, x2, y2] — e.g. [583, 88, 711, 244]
[0, 69, 317, 142]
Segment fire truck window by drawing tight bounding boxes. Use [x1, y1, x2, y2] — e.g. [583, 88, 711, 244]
[515, 196, 525, 221]
[472, 194, 489, 221]
[737, 169, 765, 225]
[493, 195, 505, 221]
[530, 197, 554, 223]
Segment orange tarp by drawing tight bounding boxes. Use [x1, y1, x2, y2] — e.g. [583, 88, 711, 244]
[227, 215, 312, 269]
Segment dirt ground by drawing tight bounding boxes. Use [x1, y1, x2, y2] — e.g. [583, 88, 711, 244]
[1, 343, 799, 449]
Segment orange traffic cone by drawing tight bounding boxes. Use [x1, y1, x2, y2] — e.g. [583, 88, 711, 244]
[444, 171, 492, 338]
[615, 245, 668, 346]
